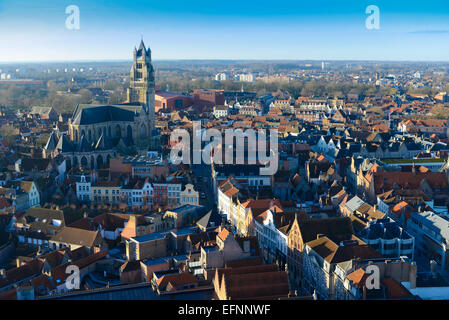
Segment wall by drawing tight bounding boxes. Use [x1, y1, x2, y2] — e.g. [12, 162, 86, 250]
[0, 242, 15, 267]
[137, 238, 168, 260]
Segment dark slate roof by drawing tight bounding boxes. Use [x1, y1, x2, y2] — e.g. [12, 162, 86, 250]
[215, 164, 263, 177]
[20, 158, 51, 171]
[196, 208, 222, 230]
[136, 40, 150, 57]
[94, 133, 113, 150]
[298, 217, 354, 244]
[44, 132, 58, 151]
[365, 143, 379, 153]
[359, 219, 412, 240]
[44, 284, 213, 300]
[348, 143, 362, 153]
[56, 133, 74, 152]
[405, 143, 422, 151]
[72, 105, 136, 125]
[388, 142, 400, 152]
[78, 135, 91, 152]
[430, 142, 449, 151]
[333, 149, 349, 159]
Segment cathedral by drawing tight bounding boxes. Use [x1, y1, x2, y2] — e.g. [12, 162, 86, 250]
[44, 40, 156, 169]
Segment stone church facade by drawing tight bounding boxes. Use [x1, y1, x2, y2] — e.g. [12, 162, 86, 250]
[44, 40, 156, 170]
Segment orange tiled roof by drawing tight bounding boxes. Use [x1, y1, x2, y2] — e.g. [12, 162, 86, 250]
[346, 268, 367, 287]
[217, 228, 230, 242]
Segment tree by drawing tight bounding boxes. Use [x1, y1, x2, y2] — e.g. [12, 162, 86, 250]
[0, 125, 18, 144]
[78, 89, 93, 103]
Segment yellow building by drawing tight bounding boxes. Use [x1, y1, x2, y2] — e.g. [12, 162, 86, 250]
[91, 180, 122, 204]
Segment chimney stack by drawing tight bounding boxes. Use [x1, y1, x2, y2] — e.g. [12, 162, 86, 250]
[243, 239, 250, 253]
[410, 261, 417, 289]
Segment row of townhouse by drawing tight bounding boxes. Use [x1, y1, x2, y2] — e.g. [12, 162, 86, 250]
[282, 213, 418, 300]
[217, 177, 247, 231]
[314, 135, 425, 161]
[0, 180, 40, 212]
[253, 207, 291, 266]
[217, 178, 273, 236]
[76, 174, 199, 209]
[398, 119, 449, 137]
[302, 236, 418, 300]
[217, 177, 294, 265]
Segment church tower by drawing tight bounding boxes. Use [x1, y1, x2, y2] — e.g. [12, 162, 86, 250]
[127, 40, 155, 139]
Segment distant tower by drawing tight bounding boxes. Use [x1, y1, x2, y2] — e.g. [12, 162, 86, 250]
[127, 39, 155, 138]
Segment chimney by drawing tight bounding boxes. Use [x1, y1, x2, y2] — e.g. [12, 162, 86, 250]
[243, 240, 250, 253]
[430, 260, 438, 278]
[94, 245, 102, 254]
[409, 261, 417, 289]
[317, 234, 325, 239]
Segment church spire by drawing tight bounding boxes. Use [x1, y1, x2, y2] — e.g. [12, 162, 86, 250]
[136, 37, 151, 57]
[138, 39, 146, 52]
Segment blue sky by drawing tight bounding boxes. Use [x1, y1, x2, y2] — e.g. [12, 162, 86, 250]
[1, 0, 449, 61]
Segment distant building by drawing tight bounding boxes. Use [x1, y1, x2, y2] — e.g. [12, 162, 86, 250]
[30, 106, 58, 122]
[155, 91, 193, 113]
[215, 73, 228, 81]
[193, 89, 225, 112]
[213, 105, 228, 118]
[235, 74, 255, 82]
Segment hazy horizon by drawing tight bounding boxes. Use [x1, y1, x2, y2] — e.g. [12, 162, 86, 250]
[1, 58, 449, 65]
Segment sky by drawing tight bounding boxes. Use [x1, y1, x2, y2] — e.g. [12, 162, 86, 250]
[1, 0, 449, 62]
